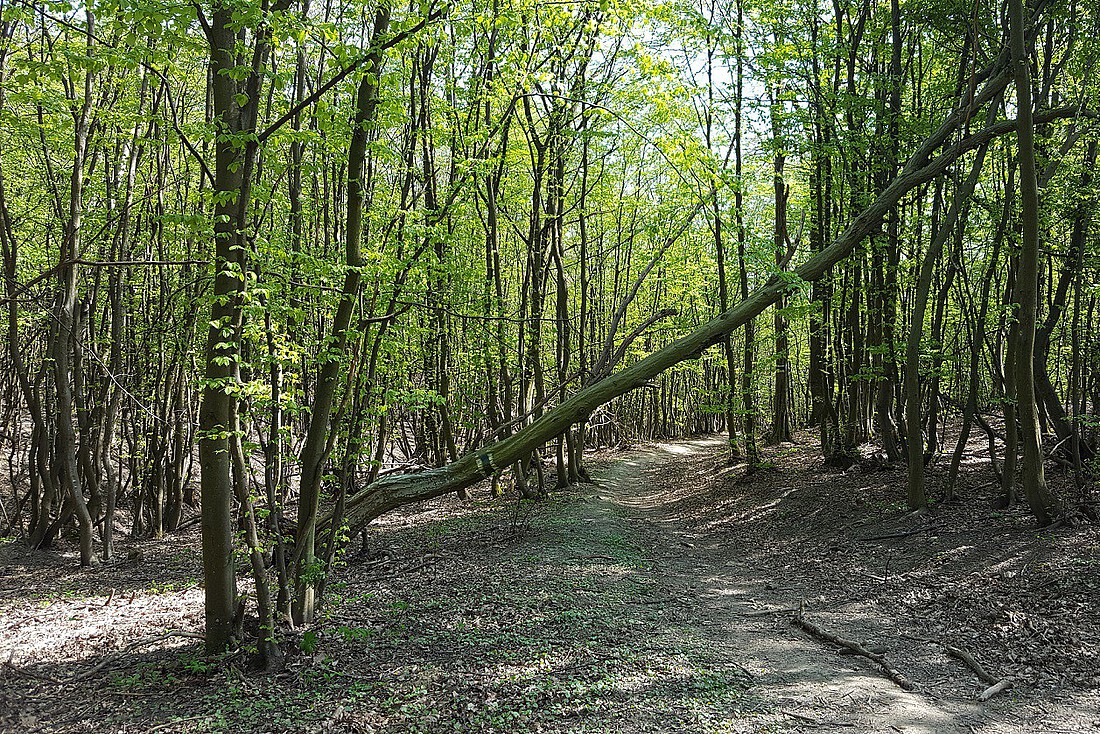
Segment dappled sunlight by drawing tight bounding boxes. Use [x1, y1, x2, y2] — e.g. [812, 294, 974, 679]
[4, 434, 1096, 732]
[578, 432, 1100, 732]
[653, 442, 696, 456]
[1, 587, 203, 667]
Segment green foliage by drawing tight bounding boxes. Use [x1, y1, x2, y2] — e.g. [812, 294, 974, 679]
[2, 0, 1097, 680]
[299, 629, 320, 654]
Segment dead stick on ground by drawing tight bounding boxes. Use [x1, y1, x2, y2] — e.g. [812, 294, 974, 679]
[145, 715, 211, 732]
[741, 606, 799, 617]
[855, 524, 937, 542]
[70, 631, 205, 681]
[944, 645, 997, 683]
[3, 659, 60, 683]
[944, 645, 1014, 700]
[400, 554, 442, 575]
[978, 679, 1014, 701]
[792, 603, 915, 691]
[781, 710, 823, 725]
[364, 554, 442, 582]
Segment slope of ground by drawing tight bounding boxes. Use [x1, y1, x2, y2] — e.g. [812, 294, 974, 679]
[0, 432, 1097, 732]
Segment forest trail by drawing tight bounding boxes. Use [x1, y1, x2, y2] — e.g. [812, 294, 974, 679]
[565, 436, 1097, 734]
[5, 5, 1096, 729]
[2, 435, 1098, 733]
[578, 438, 974, 733]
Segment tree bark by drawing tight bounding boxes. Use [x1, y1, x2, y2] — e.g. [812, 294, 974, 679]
[904, 98, 997, 509]
[1008, 0, 1062, 525]
[292, 7, 391, 625]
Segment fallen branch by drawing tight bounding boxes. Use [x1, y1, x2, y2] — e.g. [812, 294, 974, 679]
[792, 604, 915, 691]
[325, 71, 1094, 537]
[627, 596, 680, 606]
[978, 678, 1014, 701]
[145, 715, 212, 732]
[782, 710, 823, 725]
[945, 645, 1014, 700]
[362, 553, 442, 582]
[855, 524, 937, 542]
[3, 659, 60, 683]
[944, 645, 997, 683]
[740, 606, 799, 617]
[401, 554, 442, 575]
[70, 631, 205, 681]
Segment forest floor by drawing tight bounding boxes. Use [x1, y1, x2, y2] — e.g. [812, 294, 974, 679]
[1, 431, 1099, 733]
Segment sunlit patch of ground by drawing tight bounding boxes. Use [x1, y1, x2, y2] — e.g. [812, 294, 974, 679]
[1, 429, 1097, 732]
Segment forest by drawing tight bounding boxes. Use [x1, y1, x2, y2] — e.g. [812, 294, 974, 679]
[0, 0, 1098, 729]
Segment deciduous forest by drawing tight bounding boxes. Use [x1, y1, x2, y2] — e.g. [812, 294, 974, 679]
[1, 0, 1098, 729]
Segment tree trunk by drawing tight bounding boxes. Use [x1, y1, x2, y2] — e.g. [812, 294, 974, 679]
[1008, 0, 1062, 525]
[292, 7, 392, 625]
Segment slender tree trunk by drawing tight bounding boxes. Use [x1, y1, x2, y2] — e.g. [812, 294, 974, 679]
[734, 0, 758, 465]
[904, 100, 995, 510]
[768, 80, 792, 445]
[292, 8, 391, 624]
[52, 13, 98, 567]
[706, 42, 740, 462]
[1009, 0, 1062, 524]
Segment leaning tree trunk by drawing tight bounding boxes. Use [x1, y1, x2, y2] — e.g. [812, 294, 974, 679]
[904, 98, 997, 510]
[327, 66, 1078, 536]
[292, 7, 392, 626]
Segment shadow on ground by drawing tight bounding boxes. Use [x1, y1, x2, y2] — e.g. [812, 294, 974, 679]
[1, 433, 1097, 733]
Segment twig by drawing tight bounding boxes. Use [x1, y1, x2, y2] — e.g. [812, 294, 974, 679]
[945, 645, 1014, 700]
[978, 678, 1014, 701]
[145, 715, 211, 732]
[70, 631, 205, 681]
[782, 709, 822, 725]
[944, 645, 998, 684]
[400, 554, 442, 575]
[627, 597, 680, 606]
[362, 553, 442, 582]
[792, 603, 915, 691]
[3, 659, 60, 683]
[740, 606, 799, 617]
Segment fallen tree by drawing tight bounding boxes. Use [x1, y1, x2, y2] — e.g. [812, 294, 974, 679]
[325, 46, 1082, 537]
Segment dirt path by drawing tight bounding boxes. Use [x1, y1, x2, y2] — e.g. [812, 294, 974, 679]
[1, 434, 1097, 733]
[583, 436, 1098, 734]
[589, 438, 977, 733]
